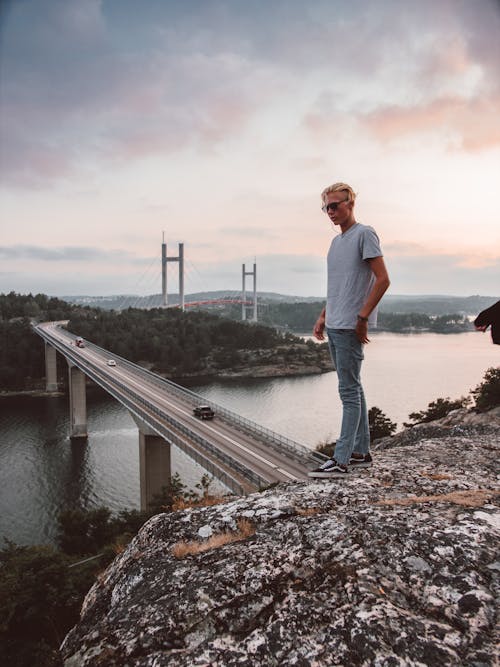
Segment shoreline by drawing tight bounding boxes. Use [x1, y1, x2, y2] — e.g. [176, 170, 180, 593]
[0, 364, 333, 399]
[0, 388, 65, 399]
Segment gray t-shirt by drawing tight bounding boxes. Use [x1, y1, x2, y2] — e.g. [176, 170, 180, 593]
[325, 222, 383, 329]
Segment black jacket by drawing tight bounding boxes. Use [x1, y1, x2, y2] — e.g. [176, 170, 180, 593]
[474, 300, 500, 345]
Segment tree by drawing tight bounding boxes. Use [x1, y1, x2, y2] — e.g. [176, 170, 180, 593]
[471, 367, 500, 412]
[0, 541, 97, 667]
[404, 396, 471, 427]
[57, 507, 115, 556]
[368, 406, 397, 441]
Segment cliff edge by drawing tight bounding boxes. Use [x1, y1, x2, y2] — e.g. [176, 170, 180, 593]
[61, 412, 499, 666]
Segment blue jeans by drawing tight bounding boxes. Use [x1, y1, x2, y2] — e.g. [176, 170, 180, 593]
[327, 328, 370, 466]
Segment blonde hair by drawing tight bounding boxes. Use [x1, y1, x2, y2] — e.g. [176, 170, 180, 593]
[321, 182, 356, 204]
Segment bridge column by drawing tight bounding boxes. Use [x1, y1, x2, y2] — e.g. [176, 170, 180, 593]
[138, 425, 172, 511]
[68, 363, 87, 439]
[45, 342, 58, 391]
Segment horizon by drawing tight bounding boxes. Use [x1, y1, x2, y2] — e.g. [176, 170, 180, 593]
[60, 291, 499, 301]
[1, 1, 499, 297]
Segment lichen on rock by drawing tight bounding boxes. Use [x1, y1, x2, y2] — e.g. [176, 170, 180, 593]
[61, 419, 499, 666]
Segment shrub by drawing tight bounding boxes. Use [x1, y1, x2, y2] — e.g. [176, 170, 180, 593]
[471, 366, 500, 412]
[404, 396, 471, 427]
[314, 440, 335, 458]
[314, 406, 397, 455]
[0, 542, 97, 667]
[369, 406, 397, 441]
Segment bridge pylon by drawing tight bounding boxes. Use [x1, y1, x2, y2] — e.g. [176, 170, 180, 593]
[242, 262, 257, 322]
[133, 416, 172, 512]
[162, 235, 184, 310]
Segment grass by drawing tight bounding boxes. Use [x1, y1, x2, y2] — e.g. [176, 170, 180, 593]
[171, 494, 229, 511]
[172, 519, 255, 559]
[378, 489, 499, 508]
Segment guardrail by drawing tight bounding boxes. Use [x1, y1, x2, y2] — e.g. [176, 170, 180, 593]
[77, 336, 312, 465]
[34, 325, 268, 493]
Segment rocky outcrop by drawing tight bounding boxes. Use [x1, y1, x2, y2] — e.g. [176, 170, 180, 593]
[61, 417, 499, 666]
[188, 344, 333, 379]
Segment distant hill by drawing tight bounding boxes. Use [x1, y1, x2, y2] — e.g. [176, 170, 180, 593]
[62, 292, 497, 316]
[62, 291, 324, 310]
[379, 294, 497, 315]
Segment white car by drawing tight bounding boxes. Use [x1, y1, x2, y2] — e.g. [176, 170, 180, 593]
[107, 359, 116, 367]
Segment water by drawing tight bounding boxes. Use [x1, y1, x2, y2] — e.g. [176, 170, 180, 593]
[0, 332, 497, 546]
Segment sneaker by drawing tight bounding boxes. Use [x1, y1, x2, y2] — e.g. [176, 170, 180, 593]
[349, 452, 372, 468]
[308, 459, 349, 478]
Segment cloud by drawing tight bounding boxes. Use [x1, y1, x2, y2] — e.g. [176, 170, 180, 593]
[0, 244, 147, 263]
[360, 95, 500, 151]
[384, 242, 500, 269]
[384, 244, 500, 296]
[0, 1, 286, 186]
[217, 226, 279, 239]
[2, 0, 500, 188]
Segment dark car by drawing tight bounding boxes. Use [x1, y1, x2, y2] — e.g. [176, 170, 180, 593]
[193, 405, 215, 420]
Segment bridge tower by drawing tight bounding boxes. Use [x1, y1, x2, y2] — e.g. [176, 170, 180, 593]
[242, 262, 257, 322]
[161, 234, 184, 311]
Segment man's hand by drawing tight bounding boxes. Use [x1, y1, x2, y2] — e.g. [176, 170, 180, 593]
[313, 312, 326, 340]
[355, 319, 370, 344]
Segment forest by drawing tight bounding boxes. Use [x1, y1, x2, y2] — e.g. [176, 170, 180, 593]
[65, 306, 319, 377]
[0, 291, 482, 391]
[0, 292, 327, 390]
[0, 292, 90, 390]
[216, 300, 473, 334]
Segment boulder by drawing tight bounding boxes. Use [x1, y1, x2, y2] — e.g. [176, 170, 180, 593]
[61, 422, 499, 666]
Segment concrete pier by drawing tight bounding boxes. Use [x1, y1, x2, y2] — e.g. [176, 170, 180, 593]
[137, 421, 172, 511]
[68, 363, 87, 439]
[45, 342, 58, 391]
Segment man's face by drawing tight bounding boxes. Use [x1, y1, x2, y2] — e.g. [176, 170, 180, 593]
[323, 191, 353, 228]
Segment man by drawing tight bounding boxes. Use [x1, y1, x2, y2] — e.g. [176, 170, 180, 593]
[308, 182, 390, 478]
[474, 300, 500, 345]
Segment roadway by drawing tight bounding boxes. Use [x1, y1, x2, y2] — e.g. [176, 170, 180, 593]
[36, 322, 311, 490]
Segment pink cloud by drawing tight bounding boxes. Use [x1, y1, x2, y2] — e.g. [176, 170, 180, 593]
[384, 242, 500, 270]
[361, 95, 500, 151]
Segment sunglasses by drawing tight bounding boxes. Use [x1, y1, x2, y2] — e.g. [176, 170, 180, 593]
[321, 198, 349, 213]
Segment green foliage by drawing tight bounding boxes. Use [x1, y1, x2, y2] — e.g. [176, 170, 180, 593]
[0, 541, 97, 667]
[471, 367, 500, 412]
[428, 313, 471, 333]
[0, 472, 223, 665]
[404, 396, 471, 427]
[66, 307, 296, 377]
[0, 319, 45, 389]
[56, 474, 210, 558]
[314, 440, 335, 458]
[257, 301, 326, 333]
[377, 311, 432, 332]
[0, 292, 92, 390]
[0, 292, 75, 322]
[315, 406, 397, 455]
[377, 312, 471, 333]
[57, 507, 116, 556]
[378, 295, 493, 316]
[215, 302, 472, 335]
[368, 406, 397, 441]
[146, 473, 188, 513]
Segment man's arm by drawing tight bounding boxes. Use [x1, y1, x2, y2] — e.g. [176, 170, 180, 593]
[313, 307, 326, 340]
[356, 256, 390, 343]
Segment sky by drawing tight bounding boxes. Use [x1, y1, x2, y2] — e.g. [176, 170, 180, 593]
[1, 0, 499, 299]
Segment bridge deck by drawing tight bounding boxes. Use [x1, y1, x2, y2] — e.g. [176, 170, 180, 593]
[35, 323, 312, 492]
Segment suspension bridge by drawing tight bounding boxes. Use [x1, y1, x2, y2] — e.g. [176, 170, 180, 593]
[104, 236, 259, 322]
